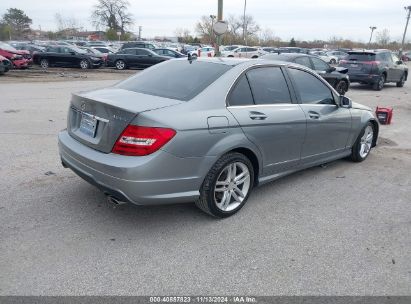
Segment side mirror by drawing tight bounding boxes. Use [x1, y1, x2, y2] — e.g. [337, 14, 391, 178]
[340, 95, 352, 108]
[327, 66, 336, 73]
[70, 51, 76, 55]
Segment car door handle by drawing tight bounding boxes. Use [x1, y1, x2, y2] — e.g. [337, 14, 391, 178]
[308, 111, 320, 119]
[249, 111, 267, 120]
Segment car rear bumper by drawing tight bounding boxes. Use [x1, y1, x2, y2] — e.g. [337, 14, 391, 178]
[58, 130, 212, 205]
[348, 73, 380, 84]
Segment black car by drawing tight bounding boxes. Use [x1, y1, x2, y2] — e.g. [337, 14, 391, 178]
[339, 50, 408, 91]
[263, 53, 350, 95]
[107, 48, 169, 70]
[33, 46, 103, 69]
[152, 48, 186, 58]
[119, 41, 156, 51]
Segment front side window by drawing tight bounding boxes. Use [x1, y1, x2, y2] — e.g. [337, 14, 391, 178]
[124, 49, 136, 55]
[311, 57, 330, 71]
[288, 68, 334, 105]
[246, 67, 292, 105]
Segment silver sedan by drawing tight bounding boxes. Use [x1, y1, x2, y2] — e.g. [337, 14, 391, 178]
[58, 58, 379, 217]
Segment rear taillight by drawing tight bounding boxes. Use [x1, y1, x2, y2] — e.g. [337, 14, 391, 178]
[362, 61, 380, 65]
[112, 125, 176, 156]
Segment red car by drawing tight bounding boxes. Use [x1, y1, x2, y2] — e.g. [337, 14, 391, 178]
[0, 42, 32, 69]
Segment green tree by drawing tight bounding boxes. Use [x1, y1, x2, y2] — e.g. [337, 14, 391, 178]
[2, 8, 32, 39]
[289, 37, 296, 47]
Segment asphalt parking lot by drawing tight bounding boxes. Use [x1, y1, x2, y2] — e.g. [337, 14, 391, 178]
[0, 68, 410, 295]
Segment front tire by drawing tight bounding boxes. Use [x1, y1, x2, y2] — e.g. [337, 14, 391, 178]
[195, 152, 254, 218]
[79, 59, 90, 69]
[350, 123, 374, 162]
[115, 59, 126, 70]
[396, 73, 406, 87]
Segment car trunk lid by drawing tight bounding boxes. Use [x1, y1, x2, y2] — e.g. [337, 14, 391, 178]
[67, 88, 182, 153]
[339, 52, 377, 74]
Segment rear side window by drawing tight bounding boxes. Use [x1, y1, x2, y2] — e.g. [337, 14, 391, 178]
[347, 53, 376, 61]
[117, 60, 232, 101]
[246, 67, 292, 104]
[288, 68, 334, 105]
[229, 75, 254, 106]
[136, 49, 150, 55]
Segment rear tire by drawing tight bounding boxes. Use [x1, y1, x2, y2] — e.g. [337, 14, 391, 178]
[373, 74, 385, 91]
[335, 80, 348, 95]
[350, 122, 374, 162]
[40, 59, 49, 69]
[195, 152, 254, 218]
[115, 59, 126, 70]
[396, 73, 406, 87]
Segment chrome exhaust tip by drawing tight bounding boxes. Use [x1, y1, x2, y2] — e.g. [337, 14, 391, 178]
[107, 195, 127, 205]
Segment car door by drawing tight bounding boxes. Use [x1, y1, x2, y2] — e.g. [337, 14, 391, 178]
[54, 47, 72, 66]
[123, 48, 137, 67]
[135, 49, 154, 67]
[44, 46, 59, 65]
[287, 67, 352, 164]
[227, 66, 307, 176]
[389, 53, 403, 81]
[378, 52, 396, 81]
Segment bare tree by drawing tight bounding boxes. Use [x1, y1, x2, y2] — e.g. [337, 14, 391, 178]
[376, 28, 390, 46]
[55, 13, 82, 32]
[195, 16, 213, 43]
[91, 0, 133, 33]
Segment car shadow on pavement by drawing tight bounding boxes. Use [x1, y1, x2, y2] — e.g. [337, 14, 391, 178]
[64, 157, 354, 231]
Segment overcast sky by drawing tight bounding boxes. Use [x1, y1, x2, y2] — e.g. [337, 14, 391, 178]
[0, 0, 410, 42]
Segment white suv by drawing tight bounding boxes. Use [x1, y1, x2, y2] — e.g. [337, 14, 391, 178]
[223, 47, 265, 59]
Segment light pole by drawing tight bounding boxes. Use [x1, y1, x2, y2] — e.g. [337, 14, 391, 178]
[368, 26, 377, 46]
[210, 15, 216, 45]
[400, 6, 411, 57]
[243, 0, 247, 45]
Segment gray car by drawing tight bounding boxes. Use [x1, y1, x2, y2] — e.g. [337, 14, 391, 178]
[58, 58, 379, 217]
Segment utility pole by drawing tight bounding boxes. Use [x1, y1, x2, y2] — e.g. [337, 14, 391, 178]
[215, 0, 223, 56]
[368, 26, 377, 46]
[400, 6, 411, 57]
[138, 26, 142, 41]
[243, 0, 247, 44]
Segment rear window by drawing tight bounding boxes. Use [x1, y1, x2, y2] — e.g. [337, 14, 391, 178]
[347, 53, 376, 61]
[116, 60, 232, 101]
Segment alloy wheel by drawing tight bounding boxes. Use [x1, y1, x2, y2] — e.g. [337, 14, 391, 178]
[116, 60, 125, 70]
[214, 162, 251, 212]
[359, 125, 373, 158]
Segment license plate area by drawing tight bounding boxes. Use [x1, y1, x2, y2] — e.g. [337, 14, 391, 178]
[79, 113, 98, 137]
